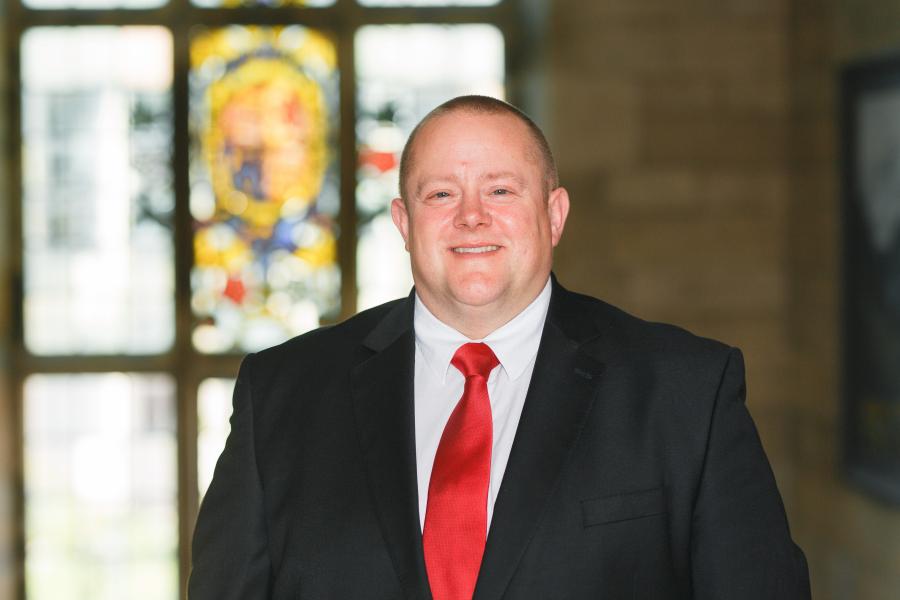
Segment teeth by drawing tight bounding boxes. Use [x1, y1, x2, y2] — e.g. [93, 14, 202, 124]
[453, 245, 499, 254]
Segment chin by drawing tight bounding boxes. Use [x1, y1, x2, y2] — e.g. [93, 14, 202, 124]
[448, 277, 506, 308]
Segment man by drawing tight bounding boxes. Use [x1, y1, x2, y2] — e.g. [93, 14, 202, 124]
[190, 95, 811, 599]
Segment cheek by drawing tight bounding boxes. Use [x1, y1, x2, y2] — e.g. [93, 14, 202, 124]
[498, 211, 546, 243]
[410, 213, 452, 247]
[409, 228, 443, 265]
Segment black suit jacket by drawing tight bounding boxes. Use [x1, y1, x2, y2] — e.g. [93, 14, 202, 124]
[189, 278, 810, 599]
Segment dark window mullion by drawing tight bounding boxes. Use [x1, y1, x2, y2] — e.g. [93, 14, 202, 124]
[8, 15, 30, 597]
[337, 16, 358, 321]
[9, 2, 512, 26]
[8, 3, 27, 360]
[171, 13, 198, 591]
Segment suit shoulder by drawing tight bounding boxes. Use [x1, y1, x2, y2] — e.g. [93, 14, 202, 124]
[559, 288, 744, 429]
[249, 297, 407, 370]
[562, 288, 734, 362]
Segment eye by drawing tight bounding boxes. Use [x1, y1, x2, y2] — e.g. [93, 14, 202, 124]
[491, 188, 510, 195]
[423, 190, 452, 202]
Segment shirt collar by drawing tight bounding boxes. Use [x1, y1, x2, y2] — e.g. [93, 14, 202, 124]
[413, 277, 552, 383]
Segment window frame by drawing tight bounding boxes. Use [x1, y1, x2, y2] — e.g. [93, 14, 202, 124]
[4, 0, 529, 596]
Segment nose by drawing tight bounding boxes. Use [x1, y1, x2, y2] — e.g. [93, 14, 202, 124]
[454, 191, 491, 229]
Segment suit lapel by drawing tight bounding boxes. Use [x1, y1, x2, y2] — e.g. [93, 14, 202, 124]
[473, 281, 606, 600]
[349, 280, 609, 600]
[351, 297, 432, 600]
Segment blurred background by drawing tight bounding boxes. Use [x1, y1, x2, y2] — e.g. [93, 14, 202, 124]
[0, 0, 899, 598]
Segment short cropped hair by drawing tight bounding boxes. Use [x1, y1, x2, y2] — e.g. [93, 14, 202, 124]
[398, 95, 559, 200]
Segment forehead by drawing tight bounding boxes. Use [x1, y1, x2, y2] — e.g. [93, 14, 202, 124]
[410, 110, 542, 174]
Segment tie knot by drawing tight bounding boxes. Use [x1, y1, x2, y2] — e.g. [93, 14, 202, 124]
[451, 342, 499, 379]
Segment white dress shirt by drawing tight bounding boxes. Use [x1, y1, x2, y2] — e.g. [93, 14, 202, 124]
[413, 278, 552, 531]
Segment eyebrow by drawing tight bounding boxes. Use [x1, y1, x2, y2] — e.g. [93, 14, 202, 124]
[412, 171, 528, 197]
[480, 172, 526, 185]
[413, 176, 456, 198]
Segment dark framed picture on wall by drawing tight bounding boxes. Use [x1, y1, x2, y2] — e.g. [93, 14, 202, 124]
[841, 55, 900, 504]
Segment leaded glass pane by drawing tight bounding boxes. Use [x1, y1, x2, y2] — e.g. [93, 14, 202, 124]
[21, 27, 175, 355]
[355, 24, 505, 310]
[24, 373, 177, 600]
[190, 26, 340, 353]
[197, 378, 235, 498]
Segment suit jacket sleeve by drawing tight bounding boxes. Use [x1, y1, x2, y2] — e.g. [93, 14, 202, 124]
[690, 348, 810, 599]
[189, 353, 272, 599]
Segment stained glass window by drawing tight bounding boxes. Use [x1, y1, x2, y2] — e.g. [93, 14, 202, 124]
[355, 24, 505, 310]
[24, 374, 177, 600]
[21, 27, 175, 355]
[190, 26, 340, 353]
[197, 378, 235, 498]
[9, 2, 513, 595]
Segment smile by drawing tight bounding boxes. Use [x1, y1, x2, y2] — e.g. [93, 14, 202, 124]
[452, 245, 500, 254]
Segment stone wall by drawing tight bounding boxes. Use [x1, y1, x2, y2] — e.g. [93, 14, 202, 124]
[547, 0, 799, 514]
[546, 1, 900, 599]
[789, 1, 900, 598]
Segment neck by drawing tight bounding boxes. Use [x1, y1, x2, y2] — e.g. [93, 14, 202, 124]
[422, 302, 508, 340]
[447, 312, 507, 341]
[417, 281, 550, 340]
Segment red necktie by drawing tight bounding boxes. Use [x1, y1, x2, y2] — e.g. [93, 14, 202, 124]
[423, 342, 499, 600]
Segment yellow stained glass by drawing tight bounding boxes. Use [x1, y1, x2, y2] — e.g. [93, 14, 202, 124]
[190, 26, 340, 353]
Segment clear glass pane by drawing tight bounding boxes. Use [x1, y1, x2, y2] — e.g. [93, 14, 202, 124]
[197, 378, 235, 498]
[190, 26, 340, 353]
[355, 25, 505, 310]
[359, 0, 499, 5]
[24, 373, 177, 600]
[21, 27, 175, 355]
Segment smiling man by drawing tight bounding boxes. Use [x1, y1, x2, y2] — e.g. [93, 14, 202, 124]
[189, 96, 811, 600]
[390, 102, 568, 340]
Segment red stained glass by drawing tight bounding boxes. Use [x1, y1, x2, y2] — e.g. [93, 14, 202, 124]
[190, 26, 340, 353]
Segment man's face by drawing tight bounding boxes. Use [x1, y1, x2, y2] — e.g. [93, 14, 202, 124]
[391, 110, 569, 332]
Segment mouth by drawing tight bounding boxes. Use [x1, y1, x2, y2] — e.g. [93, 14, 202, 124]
[451, 245, 501, 254]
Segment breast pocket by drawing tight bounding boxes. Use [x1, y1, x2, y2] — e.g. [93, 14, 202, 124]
[581, 487, 666, 528]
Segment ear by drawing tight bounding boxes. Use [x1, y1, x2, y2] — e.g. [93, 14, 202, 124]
[390, 197, 411, 251]
[547, 186, 570, 247]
